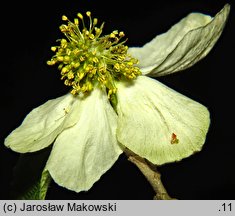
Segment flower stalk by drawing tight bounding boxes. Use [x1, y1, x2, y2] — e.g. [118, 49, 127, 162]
[126, 149, 175, 200]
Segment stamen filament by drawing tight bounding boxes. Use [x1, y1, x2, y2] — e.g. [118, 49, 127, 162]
[47, 11, 141, 97]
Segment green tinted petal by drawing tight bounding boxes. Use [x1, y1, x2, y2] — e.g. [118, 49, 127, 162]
[5, 94, 80, 153]
[116, 76, 210, 165]
[129, 4, 230, 77]
[46, 88, 122, 192]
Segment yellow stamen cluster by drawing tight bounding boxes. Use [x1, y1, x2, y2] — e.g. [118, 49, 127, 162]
[47, 11, 141, 97]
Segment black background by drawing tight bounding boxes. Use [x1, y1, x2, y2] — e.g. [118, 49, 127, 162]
[0, 0, 234, 200]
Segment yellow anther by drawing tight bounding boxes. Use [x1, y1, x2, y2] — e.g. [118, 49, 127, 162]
[85, 65, 90, 72]
[61, 39, 67, 44]
[64, 56, 70, 62]
[77, 13, 83, 19]
[119, 31, 125, 37]
[62, 15, 68, 21]
[57, 56, 64, 61]
[59, 24, 68, 32]
[85, 30, 90, 36]
[74, 18, 79, 25]
[61, 39, 67, 48]
[87, 82, 93, 91]
[47, 60, 56, 65]
[107, 89, 114, 99]
[110, 33, 116, 38]
[95, 27, 101, 34]
[79, 73, 85, 80]
[80, 56, 85, 61]
[67, 71, 74, 79]
[114, 63, 120, 71]
[112, 30, 118, 35]
[89, 34, 95, 40]
[93, 18, 98, 25]
[73, 62, 80, 68]
[61, 67, 68, 74]
[86, 11, 91, 17]
[64, 80, 70, 85]
[51, 46, 57, 52]
[90, 68, 97, 75]
[92, 57, 99, 63]
[71, 89, 77, 95]
[66, 49, 71, 55]
[81, 85, 87, 92]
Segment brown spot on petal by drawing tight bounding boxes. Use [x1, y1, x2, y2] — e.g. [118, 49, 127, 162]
[171, 133, 179, 144]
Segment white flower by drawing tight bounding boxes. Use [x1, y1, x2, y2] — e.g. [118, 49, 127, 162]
[5, 5, 230, 193]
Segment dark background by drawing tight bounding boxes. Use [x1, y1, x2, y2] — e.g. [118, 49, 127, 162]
[0, 0, 234, 200]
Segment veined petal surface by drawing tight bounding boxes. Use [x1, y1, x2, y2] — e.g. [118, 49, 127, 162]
[5, 94, 80, 153]
[116, 76, 210, 165]
[128, 4, 230, 77]
[46, 88, 122, 192]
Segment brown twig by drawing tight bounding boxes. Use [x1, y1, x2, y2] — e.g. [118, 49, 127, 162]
[125, 150, 176, 200]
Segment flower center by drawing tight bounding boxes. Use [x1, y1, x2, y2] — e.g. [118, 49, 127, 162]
[47, 11, 141, 98]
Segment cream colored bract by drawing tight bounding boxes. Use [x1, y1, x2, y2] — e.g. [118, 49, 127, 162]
[5, 4, 230, 193]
